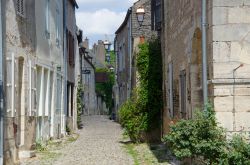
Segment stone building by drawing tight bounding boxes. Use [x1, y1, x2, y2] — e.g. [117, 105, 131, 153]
[35, 0, 65, 143]
[1, 0, 79, 164]
[3, 0, 37, 163]
[65, 0, 79, 132]
[79, 40, 97, 116]
[114, 0, 156, 119]
[161, 0, 250, 135]
[92, 40, 106, 68]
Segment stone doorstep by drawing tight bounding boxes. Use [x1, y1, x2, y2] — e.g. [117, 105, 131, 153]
[19, 150, 36, 159]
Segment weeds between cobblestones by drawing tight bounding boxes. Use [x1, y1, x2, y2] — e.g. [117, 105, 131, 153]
[20, 133, 79, 165]
[122, 141, 173, 165]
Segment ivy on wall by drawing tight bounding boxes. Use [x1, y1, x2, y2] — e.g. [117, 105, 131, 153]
[77, 81, 83, 129]
[119, 38, 163, 142]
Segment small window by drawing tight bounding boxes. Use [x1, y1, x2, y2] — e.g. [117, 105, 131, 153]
[56, 7, 60, 46]
[45, 0, 50, 39]
[17, 0, 25, 17]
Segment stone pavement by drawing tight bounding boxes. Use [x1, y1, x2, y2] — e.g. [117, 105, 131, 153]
[53, 115, 133, 165]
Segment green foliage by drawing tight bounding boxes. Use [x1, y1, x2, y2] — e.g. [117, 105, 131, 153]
[95, 68, 115, 113]
[219, 135, 250, 165]
[163, 104, 226, 164]
[136, 38, 163, 131]
[119, 97, 148, 142]
[35, 140, 48, 152]
[119, 38, 162, 142]
[76, 82, 83, 129]
[108, 50, 116, 66]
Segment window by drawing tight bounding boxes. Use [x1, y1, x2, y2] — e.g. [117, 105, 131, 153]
[67, 30, 75, 66]
[6, 54, 17, 117]
[168, 63, 174, 118]
[17, 0, 25, 17]
[45, 0, 50, 38]
[151, 0, 162, 30]
[56, 6, 60, 46]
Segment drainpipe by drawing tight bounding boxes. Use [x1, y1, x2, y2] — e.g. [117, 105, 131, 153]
[63, 0, 67, 134]
[0, 0, 4, 164]
[202, 0, 208, 110]
[129, 9, 132, 98]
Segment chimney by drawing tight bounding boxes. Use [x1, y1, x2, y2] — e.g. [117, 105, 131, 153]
[83, 37, 89, 49]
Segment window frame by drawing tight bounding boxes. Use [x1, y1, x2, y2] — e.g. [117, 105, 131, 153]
[45, 0, 50, 39]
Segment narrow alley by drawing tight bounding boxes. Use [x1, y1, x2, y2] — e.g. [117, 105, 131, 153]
[53, 116, 133, 165]
[21, 116, 134, 165]
[1, 0, 250, 164]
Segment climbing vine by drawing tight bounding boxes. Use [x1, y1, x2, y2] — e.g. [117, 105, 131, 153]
[77, 81, 83, 129]
[119, 38, 162, 142]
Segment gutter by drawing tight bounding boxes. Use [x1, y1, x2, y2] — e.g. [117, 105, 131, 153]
[129, 13, 132, 98]
[202, 0, 208, 108]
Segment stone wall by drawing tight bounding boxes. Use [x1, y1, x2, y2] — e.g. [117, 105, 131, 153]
[115, 13, 130, 110]
[211, 0, 250, 133]
[162, 0, 204, 134]
[131, 0, 156, 40]
[4, 0, 36, 164]
[82, 58, 96, 115]
[162, 0, 250, 135]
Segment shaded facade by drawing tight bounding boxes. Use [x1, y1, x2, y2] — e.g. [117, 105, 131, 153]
[65, 0, 79, 132]
[114, 0, 156, 119]
[162, 0, 250, 135]
[1, 0, 79, 164]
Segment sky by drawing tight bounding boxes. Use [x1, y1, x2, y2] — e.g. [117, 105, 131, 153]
[76, 0, 138, 48]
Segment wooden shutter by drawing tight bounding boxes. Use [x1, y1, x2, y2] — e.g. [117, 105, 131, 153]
[168, 63, 174, 118]
[180, 70, 187, 119]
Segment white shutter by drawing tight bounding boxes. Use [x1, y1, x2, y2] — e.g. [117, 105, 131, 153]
[28, 60, 37, 116]
[6, 54, 16, 117]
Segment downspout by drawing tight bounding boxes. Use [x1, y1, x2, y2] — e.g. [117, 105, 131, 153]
[0, 0, 4, 164]
[63, 0, 67, 134]
[129, 9, 132, 98]
[202, 0, 208, 109]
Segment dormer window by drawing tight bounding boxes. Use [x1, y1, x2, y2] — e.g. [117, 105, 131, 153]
[17, 0, 25, 17]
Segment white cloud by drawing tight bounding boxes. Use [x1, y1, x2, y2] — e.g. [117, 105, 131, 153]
[76, 9, 126, 36]
[77, 0, 137, 5]
[76, 0, 138, 10]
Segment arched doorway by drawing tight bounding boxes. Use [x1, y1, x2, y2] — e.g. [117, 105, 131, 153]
[189, 28, 203, 118]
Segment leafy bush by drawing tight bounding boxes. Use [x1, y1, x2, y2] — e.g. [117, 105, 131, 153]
[219, 135, 250, 165]
[163, 104, 226, 164]
[119, 97, 148, 142]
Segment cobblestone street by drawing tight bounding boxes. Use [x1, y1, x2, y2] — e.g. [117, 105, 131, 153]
[53, 115, 133, 165]
[21, 115, 133, 165]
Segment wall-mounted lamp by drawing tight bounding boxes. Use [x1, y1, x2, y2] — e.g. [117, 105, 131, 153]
[136, 7, 145, 26]
[103, 40, 111, 51]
